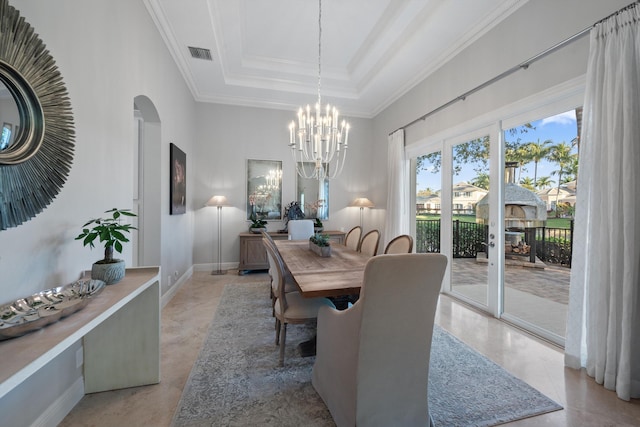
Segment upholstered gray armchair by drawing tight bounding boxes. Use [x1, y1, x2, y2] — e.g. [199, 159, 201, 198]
[312, 253, 447, 426]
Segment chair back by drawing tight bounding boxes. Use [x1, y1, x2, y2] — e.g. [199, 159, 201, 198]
[384, 234, 414, 254]
[357, 254, 447, 426]
[287, 219, 314, 240]
[359, 229, 380, 256]
[263, 239, 289, 311]
[344, 226, 362, 251]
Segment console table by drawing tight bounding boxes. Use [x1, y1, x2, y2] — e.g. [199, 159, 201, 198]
[0, 267, 161, 400]
[239, 230, 345, 274]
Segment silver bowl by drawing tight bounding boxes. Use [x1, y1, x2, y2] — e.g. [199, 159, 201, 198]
[0, 279, 106, 341]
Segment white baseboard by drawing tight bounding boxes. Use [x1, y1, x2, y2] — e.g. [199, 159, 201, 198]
[192, 262, 239, 272]
[31, 377, 84, 427]
[162, 266, 193, 308]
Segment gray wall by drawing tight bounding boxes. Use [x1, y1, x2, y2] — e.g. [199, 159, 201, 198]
[372, 0, 632, 204]
[191, 103, 376, 268]
[0, 1, 196, 425]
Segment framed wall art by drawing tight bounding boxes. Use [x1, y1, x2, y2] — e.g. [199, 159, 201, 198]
[246, 159, 282, 221]
[170, 143, 186, 215]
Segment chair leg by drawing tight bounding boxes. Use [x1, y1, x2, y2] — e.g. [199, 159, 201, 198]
[275, 319, 281, 345]
[279, 323, 287, 367]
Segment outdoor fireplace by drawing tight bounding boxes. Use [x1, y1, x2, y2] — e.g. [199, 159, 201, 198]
[476, 162, 547, 263]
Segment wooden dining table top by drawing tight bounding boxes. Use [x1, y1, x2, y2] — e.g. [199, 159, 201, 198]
[274, 240, 371, 298]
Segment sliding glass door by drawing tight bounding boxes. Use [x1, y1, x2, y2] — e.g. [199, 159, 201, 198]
[499, 109, 579, 344]
[413, 85, 582, 346]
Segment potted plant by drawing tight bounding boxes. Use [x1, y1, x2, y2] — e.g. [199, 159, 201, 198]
[309, 233, 331, 257]
[249, 212, 267, 233]
[313, 218, 324, 232]
[75, 208, 137, 285]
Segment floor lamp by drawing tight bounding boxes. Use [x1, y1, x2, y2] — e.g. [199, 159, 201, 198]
[206, 195, 229, 275]
[351, 197, 374, 230]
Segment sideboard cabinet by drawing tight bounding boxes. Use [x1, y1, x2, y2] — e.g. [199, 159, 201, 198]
[238, 230, 345, 274]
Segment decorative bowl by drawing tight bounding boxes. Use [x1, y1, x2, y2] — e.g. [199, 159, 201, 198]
[0, 279, 106, 341]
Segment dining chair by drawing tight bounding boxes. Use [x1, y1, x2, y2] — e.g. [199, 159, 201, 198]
[287, 219, 315, 240]
[344, 226, 362, 251]
[358, 229, 380, 256]
[262, 235, 296, 315]
[264, 241, 335, 367]
[312, 253, 447, 427]
[383, 234, 414, 254]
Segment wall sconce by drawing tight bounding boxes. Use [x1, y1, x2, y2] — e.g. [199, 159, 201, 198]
[205, 195, 229, 275]
[350, 197, 374, 230]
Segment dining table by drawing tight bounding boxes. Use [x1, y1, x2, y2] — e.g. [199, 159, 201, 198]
[273, 239, 371, 298]
[273, 239, 371, 357]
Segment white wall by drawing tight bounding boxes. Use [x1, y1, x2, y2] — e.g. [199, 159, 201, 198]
[0, 1, 196, 424]
[191, 103, 375, 268]
[0, 0, 196, 301]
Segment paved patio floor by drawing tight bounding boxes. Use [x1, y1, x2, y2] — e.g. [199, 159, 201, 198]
[450, 258, 570, 337]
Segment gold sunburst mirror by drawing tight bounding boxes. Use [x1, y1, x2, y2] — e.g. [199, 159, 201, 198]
[0, 0, 74, 230]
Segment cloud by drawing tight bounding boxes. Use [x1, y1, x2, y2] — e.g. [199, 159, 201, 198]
[540, 111, 576, 126]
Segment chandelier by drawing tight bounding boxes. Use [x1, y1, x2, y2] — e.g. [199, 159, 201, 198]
[288, 0, 350, 180]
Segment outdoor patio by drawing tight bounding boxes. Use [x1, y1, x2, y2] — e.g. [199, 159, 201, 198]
[449, 258, 571, 338]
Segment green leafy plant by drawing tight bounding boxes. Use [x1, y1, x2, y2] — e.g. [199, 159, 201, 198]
[309, 233, 330, 247]
[249, 212, 267, 228]
[76, 208, 137, 264]
[314, 218, 323, 228]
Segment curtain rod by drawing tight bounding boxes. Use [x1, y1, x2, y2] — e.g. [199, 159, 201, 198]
[390, 1, 638, 136]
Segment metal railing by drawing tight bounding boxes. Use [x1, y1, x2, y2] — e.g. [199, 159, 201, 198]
[416, 219, 574, 266]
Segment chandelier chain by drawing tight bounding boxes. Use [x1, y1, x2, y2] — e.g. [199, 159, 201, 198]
[317, 0, 322, 106]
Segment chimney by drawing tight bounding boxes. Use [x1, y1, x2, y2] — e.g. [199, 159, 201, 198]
[505, 161, 518, 184]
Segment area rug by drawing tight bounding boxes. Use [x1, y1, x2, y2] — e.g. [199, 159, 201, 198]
[172, 282, 562, 427]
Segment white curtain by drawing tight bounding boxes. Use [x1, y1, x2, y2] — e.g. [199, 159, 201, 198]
[383, 129, 410, 248]
[565, 4, 640, 401]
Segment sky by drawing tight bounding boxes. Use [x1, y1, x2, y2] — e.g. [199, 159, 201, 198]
[416, 110, 579, 192]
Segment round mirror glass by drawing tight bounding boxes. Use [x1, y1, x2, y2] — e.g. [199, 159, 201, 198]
[0, 80, 20, 151]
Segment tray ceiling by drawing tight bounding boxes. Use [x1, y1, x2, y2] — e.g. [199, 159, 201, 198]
[144, 0, 526, 118]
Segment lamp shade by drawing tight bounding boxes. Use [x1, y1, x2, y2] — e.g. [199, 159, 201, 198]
[351, 197, 374, 208]
[205, 195, 229, 207]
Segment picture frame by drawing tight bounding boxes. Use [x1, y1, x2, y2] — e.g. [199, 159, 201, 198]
[247, 159, 282, 221]
[296, 162, 329, 220]
[170, 143, 186, 215]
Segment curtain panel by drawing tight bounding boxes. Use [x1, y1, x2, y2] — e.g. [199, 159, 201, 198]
[383, 130, 409, 248]
[565, 4, 640, 401]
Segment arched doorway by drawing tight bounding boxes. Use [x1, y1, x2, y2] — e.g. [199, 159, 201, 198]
[133, 95, 161, 268]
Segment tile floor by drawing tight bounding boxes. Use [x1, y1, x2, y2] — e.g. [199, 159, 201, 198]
[60, 270, 640, 427]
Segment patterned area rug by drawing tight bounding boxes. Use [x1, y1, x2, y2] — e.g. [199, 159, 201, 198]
[172, 282, 562, 427]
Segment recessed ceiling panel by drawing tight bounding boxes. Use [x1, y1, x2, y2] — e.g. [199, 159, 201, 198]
[145, 0, 527, 117]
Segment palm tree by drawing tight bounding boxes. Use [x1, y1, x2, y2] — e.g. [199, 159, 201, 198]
[549, 142, 576, 217]
[471, 173, 490, 190]
[535, 176, 554, 189]
[527, 139, 552, 187]
[519, 177, 535, 190]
